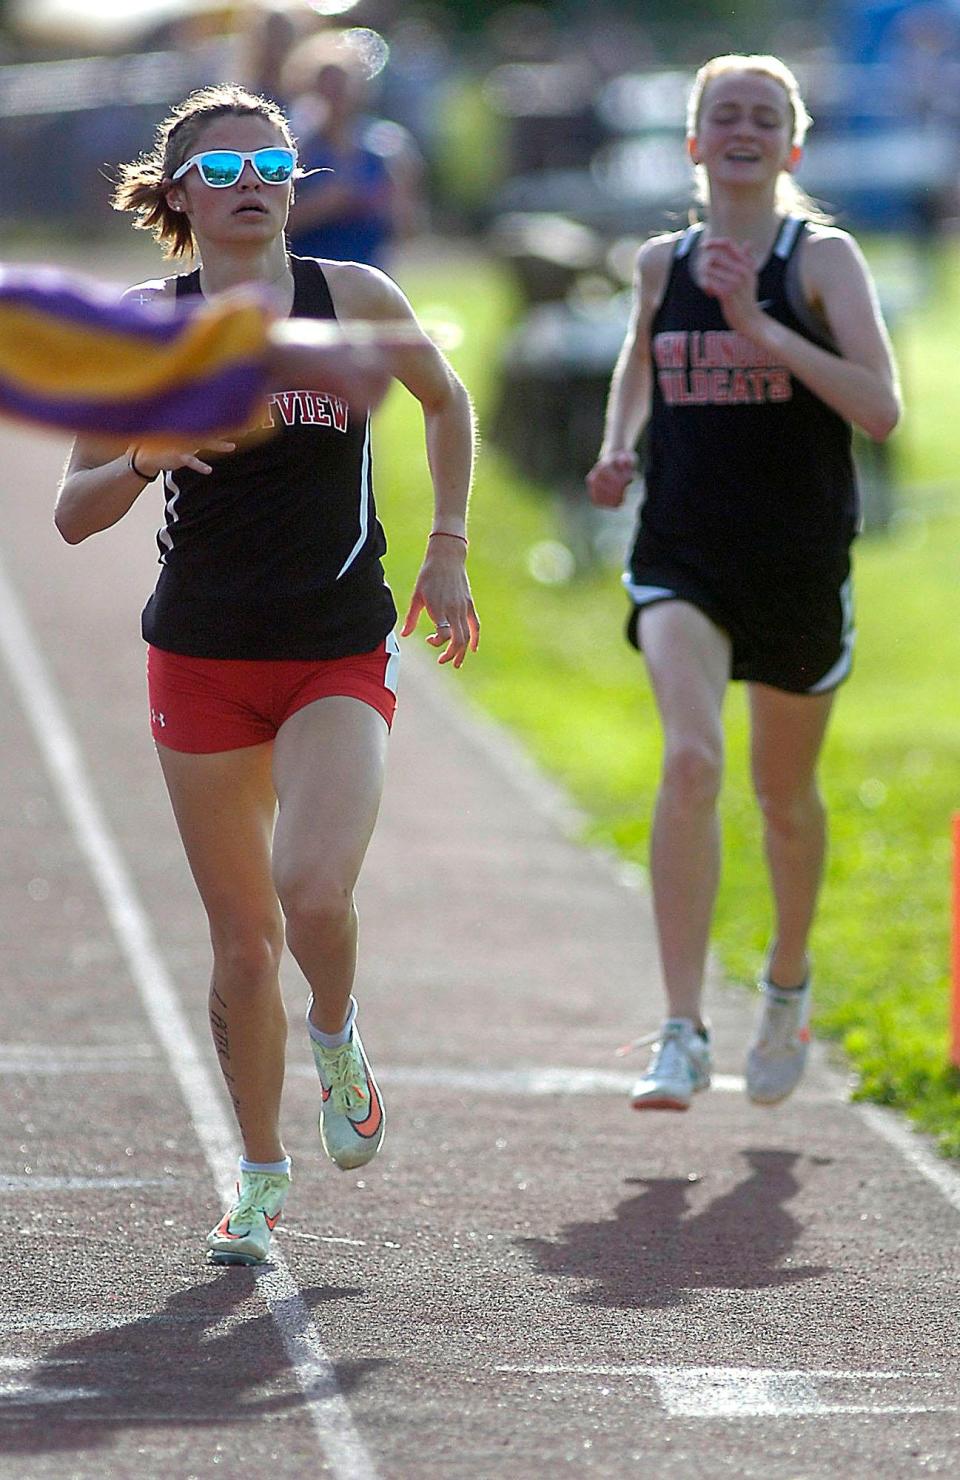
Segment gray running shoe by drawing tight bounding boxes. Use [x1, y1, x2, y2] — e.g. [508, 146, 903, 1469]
[746, 977, 812, 1105]
[629, 1019, 712, 1111]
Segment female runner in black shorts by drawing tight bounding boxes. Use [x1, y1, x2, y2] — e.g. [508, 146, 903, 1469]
[586, 55, 900, 1115]
[56, 84, 479, 1264]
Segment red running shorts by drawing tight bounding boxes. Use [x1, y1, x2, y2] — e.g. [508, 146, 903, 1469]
[146, 634, 399, 753]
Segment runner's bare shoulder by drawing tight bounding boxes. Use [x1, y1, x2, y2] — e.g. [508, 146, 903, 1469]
[318, 259, 408, 323]
[635, 232, 681, 317]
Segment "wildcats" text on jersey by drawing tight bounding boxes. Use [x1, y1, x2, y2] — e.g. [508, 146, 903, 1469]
[653, 329, 792, 407]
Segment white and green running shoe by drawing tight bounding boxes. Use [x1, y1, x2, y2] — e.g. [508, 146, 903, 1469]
[206, 1168, 291, 1266]
[746, 976, 812, 1105]
[629, 1019, 712, 1111]
[311, 1025, 385, 1171]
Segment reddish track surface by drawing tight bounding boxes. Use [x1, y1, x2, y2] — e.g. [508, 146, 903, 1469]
[1, 284, 960, 1477]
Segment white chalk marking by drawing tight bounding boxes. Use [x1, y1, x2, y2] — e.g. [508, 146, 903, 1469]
[494, 1364, 957, 1417]
[0, 1358, 81, 1368]
[2, 1044, 759, 1097]
[288, 1062, 751, 1097]
[276, 1227, 366, 1248]
[1, 1176, 172, 1191]
[4, 1045, 757, 1097]
[0, 1357, 99, 1407]
[0, 1383, 99, 1406]
[856, 1104, 960, 1215]
[0, 1043, 156, 1074]
[383, 1064, 750, 1096]
[0, 1314, 199, 1333]
[0, 551, 377, 1479]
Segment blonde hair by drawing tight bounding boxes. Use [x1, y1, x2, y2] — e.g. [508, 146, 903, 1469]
[111, 84, 297, 259]
[686, 54, 831, 223]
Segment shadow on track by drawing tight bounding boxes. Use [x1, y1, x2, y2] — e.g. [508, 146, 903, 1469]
[519, 1148, 831, 1309]
[0, 1272, 385, 1460]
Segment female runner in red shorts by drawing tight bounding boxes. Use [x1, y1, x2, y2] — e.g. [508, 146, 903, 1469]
[56, 84, 479, 1264]
[587, 55, 900, 1116]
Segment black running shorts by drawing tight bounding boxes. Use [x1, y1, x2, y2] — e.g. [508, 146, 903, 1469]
[624, 528, 855, 695]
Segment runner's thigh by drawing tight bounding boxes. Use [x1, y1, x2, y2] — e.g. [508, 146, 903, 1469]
[639, 600, 731, 745]
[271, 695, 389, 891]
[156, 741, 280, 930]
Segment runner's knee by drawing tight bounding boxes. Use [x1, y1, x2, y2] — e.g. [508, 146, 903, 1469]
[661, 740, 723, 811]
[755, 783, 824, 840]
[274, 863, 356, 941]
[208, 914, 285, 991]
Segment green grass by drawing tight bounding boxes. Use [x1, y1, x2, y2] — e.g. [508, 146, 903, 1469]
[375, 240, 960, 1156]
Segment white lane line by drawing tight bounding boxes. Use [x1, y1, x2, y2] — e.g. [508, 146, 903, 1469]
[0, 1359, 82, 1368]
[0, 1357, 100, 1407]
[12, 1044, 853, 1101]
[1, 1045, 763, 1097]
[0, 1383, 101, 1406]
[0, 1043, 157, 1074]
[2, 1047, 756, 1097]
[287, 1062, 751, 1097]
[856, 1104, 960, 1215]
[0, 1044, 155, 1057]
[378, 1065, 754, 1095]
[1, 1176, 173, 1191]
[0, 1315, 202, 1333]
[0, 553, 377, 1479]
[276, 1228, 366, 1248]
[494, 1364, 957, 1417]
[495, 1364, 942, 1377]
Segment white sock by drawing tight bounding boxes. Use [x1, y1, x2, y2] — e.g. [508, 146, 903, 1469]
[239, 1155, 291, 1177]
[306, 994, 356, 1048]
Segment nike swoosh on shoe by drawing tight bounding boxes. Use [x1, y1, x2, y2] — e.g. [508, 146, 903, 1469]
[347, 1075, 383, 1138]
[216, 1214, 246, 1240]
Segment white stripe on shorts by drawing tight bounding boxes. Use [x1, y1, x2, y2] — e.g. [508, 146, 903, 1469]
[384, 630, 400, 696]
[622, 576, 677, 606]
[808, 575, 855, 693]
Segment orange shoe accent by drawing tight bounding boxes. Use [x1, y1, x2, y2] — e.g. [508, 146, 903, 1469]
[263, 1209, 282, 1232]
[631, 1096, 691, 1112]
[349, 1076, 383, 1138]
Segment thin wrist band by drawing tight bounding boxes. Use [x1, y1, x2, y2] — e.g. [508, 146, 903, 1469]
[428, 530, 468, 546]
[128, 447, 155, 482]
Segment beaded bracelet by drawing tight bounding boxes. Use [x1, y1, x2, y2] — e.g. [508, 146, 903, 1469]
[128, 447, 156, 482]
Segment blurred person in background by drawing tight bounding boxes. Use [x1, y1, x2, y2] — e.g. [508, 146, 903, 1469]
[55, 83, 477, 1268]
[284, 28, 425, 270]
[586, 55, 900, 1118]
[239, 0, 312, 110]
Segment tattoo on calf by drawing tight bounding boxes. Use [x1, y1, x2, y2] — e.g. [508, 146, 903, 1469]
[209, 984, 244, 1129]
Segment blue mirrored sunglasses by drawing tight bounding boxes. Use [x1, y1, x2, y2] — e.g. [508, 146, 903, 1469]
[171, 147, 296, 188]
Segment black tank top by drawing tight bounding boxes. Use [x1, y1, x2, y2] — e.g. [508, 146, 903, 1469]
[141, 255, 397, 659]
[641, 217, 857, 557]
